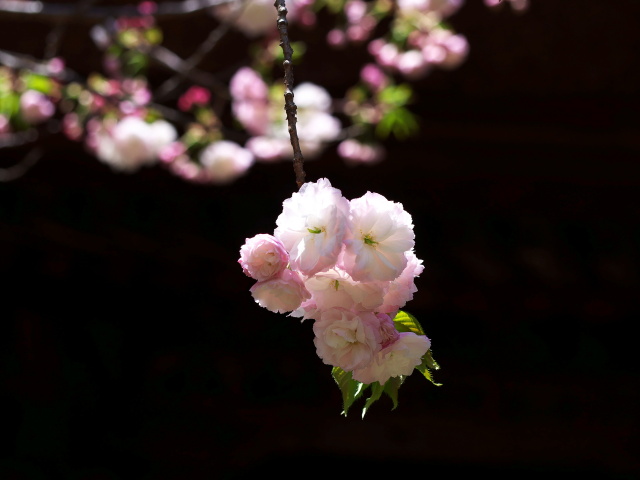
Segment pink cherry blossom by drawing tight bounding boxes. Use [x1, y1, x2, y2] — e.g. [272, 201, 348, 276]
[378, 250, 424, 314]
[313, 308, 382, 371]
[239, 234, 289, 282]
[302, 266, 387, 313]
[352, 332, 430, 384]
[343, 191, 415, 282]
[274, 178, 350, 276]
[250, 269, 311, 314]
[198, 140, 254, 184]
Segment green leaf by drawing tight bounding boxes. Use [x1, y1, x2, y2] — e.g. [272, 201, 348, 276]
[331, 367, 368, 416]
[378, 84, 413, 107]
[383, 376, 404, 410]
[416, 350, 442, 386]
[22, 73, 54, 95]
[392, 310, 425, 335]
[362, 381, 384, 418]
[375, 107, 418, 140]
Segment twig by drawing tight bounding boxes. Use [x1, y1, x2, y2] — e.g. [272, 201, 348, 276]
[150, 46, 228, 98]
[0, 0, 235, 23]
[0, 48, 79, 82]
[274, 0, 305, 189]
[153, 1, 245, 102]
[0, 146, 42, 181]
[44, 0, 99, 59]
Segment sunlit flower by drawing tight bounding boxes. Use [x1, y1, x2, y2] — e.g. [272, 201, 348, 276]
[343, 191, 415, 282]
[239, 234, 289, 282]
[313, 308, 382, 371]
[250, 269, 311, 314]
[352, 332, 430, 384]
[275, 178, 350, 276]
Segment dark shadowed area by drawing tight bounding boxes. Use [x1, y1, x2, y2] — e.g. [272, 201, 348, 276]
[1, 1, 639, 479]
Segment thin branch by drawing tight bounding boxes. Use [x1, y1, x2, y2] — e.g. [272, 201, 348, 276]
[44, 0, 99, 59]
[274, 0, 305, 189]
[149, 46, 229, 98]
[0, 146, 43, 182]
[153, 4, 242, 102]
[0, 0, 235, 22]
[0, 48, 80, 82]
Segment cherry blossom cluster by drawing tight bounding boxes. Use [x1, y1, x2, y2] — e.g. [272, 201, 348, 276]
[239, 178, 431, 387]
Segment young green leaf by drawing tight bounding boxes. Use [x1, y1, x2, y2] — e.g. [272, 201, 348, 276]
[362, 381, 385, 418]
[392, 310, 425, 335]
[332, 367, 368, 416]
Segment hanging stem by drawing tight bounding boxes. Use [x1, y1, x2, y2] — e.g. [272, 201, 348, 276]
[274, 0, 306, 189]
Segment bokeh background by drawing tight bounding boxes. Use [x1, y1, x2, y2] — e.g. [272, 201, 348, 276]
[1, 1, 639, 479]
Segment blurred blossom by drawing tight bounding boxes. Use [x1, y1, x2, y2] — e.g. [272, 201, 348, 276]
[47, 57, 65, 76]
[327, 29, 347, 48]
[229, 67, 269, 102]
[199, 140, 254, 184]
[93, 116, 177, 172]
[158, 141, 186, 163]
[20, 90, 55, 125]
[62, 113, 82, 140]
[360, 63, 388, 92]
[0, 114, 10, 134]
[396, 50, 430, 79]
[212, 0, 301, 37]
[337, 139, 384, 166]
[178, 86, 212, 111]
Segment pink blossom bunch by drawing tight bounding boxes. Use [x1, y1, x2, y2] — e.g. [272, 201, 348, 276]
[229, 67, 341, 162]
[239, 178, 430, 386]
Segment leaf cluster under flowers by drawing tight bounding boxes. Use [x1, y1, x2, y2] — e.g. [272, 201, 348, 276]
[332, 310, 440, 418]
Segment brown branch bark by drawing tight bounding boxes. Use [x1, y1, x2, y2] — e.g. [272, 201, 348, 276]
[274, 0, 305, 189]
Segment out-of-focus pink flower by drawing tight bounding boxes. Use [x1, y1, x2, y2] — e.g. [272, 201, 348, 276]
[0, 114, 10, 134]
[20, 90, 55, 125]
[178, 86, 211, 111]
[250, 269, 311, 314]
[47, 57, 65, 76]
[239, 234, 289, 282]
[352, 332, 430, 384]
[62, 113, 82, 140]
[345, 0, 367, 23]
[343, 191, 415, 282]
[199, 140, 254, 184]
[230, 67, 269, 102]
[396, 50, 430, 79]
[246, 136, 289, 162]
[313, 308, 382, 371]
[337, 139, 384, 166]
[93, 116, 177, 172]
[327, 29, 347, 48]
[158, 141, 186, 164]
[275, 178, 350, 276]
[360, 63, 388, 92]
[232, 100, 269, 136]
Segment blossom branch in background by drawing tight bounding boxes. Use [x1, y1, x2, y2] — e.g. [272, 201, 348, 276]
[274, 0, 305, 189]
[0, 0, 235, 22]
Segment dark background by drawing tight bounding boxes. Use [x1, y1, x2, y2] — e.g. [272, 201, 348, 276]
[1, 1, 639, 479]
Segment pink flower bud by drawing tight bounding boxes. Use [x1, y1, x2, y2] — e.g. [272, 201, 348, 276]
[239, 234, 289, 282]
